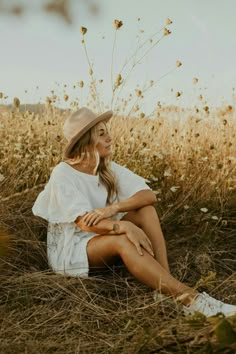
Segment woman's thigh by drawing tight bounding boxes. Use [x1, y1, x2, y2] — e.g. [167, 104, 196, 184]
[86, 234, 123, 269]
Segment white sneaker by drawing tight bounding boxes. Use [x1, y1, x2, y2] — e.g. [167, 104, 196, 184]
[183, 292, 236, 317]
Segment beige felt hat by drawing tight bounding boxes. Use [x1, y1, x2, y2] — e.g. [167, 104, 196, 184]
[63, 107, 113, 155]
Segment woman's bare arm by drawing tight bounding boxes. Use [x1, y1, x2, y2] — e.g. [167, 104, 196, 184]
[77, 190, 157, 228]
[115, 190, 157, 213]
[75, 216, 126, 235]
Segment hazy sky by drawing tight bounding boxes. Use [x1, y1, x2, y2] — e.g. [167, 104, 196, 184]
[0, 0, 236, 112]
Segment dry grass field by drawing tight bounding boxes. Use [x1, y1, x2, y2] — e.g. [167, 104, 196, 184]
[0, 101, 236, 353]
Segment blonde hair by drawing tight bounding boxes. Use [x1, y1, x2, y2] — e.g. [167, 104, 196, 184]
[63, 123, 118, 204]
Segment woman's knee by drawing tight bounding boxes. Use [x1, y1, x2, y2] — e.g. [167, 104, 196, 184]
[138, 205, 156, 215]
[105, 234, 130, 255]
[115, 233, 130, 250]
[136, 205, 157, 222]
[87, 235, 123, 268]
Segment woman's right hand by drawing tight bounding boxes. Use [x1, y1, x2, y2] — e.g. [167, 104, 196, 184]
[119, 221, 154, 257]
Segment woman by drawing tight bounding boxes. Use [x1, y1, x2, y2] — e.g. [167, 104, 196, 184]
[33, 107, 236, 317]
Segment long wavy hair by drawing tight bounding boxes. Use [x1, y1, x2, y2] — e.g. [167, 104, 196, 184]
[63, 122, 118, 204]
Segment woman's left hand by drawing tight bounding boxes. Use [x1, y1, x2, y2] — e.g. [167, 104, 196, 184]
[81, 205, 119, 226]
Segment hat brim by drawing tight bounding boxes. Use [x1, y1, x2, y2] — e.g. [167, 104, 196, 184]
[64, 110, 113, 157]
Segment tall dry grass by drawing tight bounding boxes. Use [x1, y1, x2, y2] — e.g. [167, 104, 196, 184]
[0, 102, 236, 353]
[1, 103, 235, 223]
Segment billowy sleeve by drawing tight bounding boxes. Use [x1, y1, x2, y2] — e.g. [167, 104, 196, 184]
[32, 173, 90, 223]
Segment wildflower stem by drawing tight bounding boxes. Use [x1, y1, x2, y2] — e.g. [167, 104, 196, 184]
[135, 36, 164, 65]
[81, 38, 101, 111]
[111, 30, 117, 95]
[119, 27, 163, 76]
[112, 34, 165, 111]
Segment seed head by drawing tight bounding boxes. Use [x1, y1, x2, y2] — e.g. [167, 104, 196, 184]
[203, 106, 209, 112]
[89, 68, 93, 75]
[71, 101, 78, 108]
[11, 5, 23, 16]
[80, 27, 87, 35]
[192, 77, 199, 84]
[79, 80, 84, 88]
[176, 60, 182, 67]
[113, 19, 123, 30]
[163, 27, 171, 36]
[166, 18, 173, 25]
[135, 89, 142, 97]
[0, 92, 3, 99]
[46, 97, 52, 105]
[176, 91, 181, 97]
[223, 119, 227, 125]
[116, 73, 122, 86]
[64, 94, 69, 102]
[13, 97, 20, 108]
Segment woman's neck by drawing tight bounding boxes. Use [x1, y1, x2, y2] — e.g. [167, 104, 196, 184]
[71, 160, 97, 175]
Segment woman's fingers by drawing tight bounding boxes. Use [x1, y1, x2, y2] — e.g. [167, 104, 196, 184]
[82, 212, 92, 223]
[82, 207, 115, 225]
[135, 241, 153, 257]
[82, 213, 97, 226]
[135, 242, 143, 256]
[140, 240, 154, 257]
[89, 216, 98, 226]
[147, 239, 154, 253]
[82, 212, 105, 226]
[92, 216, 103, 225]
[146, 237, 153, 250]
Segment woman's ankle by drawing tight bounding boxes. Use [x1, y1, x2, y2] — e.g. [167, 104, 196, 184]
[176, 290, 199, 306]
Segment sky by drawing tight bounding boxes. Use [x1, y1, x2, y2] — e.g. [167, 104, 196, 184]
[0, 0, 236, 113]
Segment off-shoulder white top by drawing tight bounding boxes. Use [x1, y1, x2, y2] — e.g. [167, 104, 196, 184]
[32, 161, 151, 277]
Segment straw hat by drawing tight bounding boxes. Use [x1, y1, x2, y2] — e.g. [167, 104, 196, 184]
[63, 107, 113, 155]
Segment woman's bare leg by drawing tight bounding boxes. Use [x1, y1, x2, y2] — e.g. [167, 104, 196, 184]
[87, 234, 197, 305]
[122, 205, 170, 272]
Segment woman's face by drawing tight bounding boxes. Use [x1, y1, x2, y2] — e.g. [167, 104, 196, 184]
[94, 121, 112, 158]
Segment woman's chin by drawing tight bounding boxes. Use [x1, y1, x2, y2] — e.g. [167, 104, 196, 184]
[101, 151, 113, 158]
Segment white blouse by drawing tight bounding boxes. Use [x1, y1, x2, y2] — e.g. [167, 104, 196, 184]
[32, 161, 151, 277]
